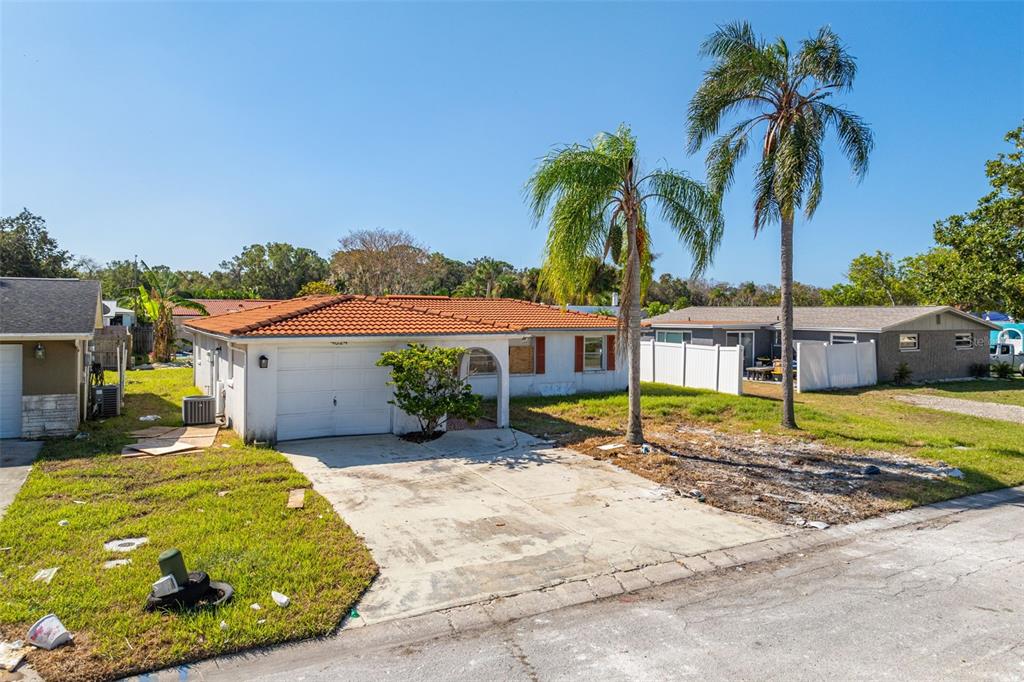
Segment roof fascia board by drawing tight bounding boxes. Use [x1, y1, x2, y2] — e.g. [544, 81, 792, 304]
[0, 333, 94, 341]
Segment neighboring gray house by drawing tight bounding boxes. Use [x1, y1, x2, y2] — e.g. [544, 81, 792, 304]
[643, 306, 999, 383]
[0, 277, 103, 438]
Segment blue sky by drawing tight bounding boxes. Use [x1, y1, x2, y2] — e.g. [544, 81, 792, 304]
[2, 2, 1021, 287]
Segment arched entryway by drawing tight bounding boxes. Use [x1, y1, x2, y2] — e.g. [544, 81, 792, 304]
[457, 345, 509, 429]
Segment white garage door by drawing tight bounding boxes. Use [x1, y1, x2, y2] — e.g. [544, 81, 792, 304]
[276, 345, 393, 441]
[0, 345, 23, 438]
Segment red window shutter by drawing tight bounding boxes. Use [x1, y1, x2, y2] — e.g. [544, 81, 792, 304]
[535, 336, 546, 374]
[606, 335, 616, 371]
[574, 336, 584, 372]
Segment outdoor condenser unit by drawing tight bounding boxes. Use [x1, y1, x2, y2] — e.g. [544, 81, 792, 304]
[182, 395, 216, 426]
[94, 385, 120, 418]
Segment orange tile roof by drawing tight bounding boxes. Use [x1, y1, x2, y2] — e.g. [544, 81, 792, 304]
[183, 295, 616, 338]
[172, 299, 280, 317]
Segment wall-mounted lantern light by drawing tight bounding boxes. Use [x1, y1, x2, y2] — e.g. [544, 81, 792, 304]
[34, 343, 46, 360]
[258, 355, 269, 369]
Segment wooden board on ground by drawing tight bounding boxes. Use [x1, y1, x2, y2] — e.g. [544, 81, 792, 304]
[129, 426, 181, 438]
[286, 489, 306, 509]
[123, 442, 201, 457]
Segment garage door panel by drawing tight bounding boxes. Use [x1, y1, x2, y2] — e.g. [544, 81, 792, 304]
[278, 369, 336, 393]
[277, 389, 334, 415]
[275, 345, 393, 441]
[278, 348, 335, 371]
[0, 345, 22, 438]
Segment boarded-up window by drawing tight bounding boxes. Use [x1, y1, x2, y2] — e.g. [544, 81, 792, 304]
[509, 343, 535, 374]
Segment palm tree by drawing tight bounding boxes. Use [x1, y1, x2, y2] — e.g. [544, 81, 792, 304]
[527, 125, 723, 444]
[120, 263, 206, 362]
[687, 23, 873, 429]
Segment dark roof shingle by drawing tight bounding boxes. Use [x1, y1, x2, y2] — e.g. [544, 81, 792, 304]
[0, 277, 101, 336]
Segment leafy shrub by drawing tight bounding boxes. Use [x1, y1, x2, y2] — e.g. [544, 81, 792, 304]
[991, 361, 1014, 379]
[893, 362, 913, 385]
[376, 343, 482, 436]
[968, 362, 990, 379]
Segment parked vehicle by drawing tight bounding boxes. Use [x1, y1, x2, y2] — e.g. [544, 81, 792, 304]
[990, 342, 1024, 375]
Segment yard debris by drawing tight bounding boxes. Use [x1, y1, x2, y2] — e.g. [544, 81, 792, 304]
[217, 490, 230, 497]
[947, 468, 966, 479]
[349, 608, 360, 619]
[122, 425, 218, 458]
[579, 424, 973, 526]
[0, 639, 28, 672]
[688, 489, 705, 502]
[220, 620, 228, 631]
[74, 432, 88, 441]
[138, 415, 161, 422]
[102, 559, 131, 570]
[32, 568, 59, 584]
[597, 443, 626, 451]
[104, 537, 149, 552]
[57, 520, 69, 527]
[250, 603, 262, 611]
[806, 521, 830, 530]
[271, 591, 290, 608]
[286, 489, 306, 509]
[26, 614, 72, 650]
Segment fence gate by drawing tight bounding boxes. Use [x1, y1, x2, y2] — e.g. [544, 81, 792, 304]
[131, 324, 154, 356]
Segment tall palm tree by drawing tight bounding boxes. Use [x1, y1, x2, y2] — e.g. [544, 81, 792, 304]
[687, 23, 873, 429]
[120, 263, 206, 362]
[527, 125, 723, 444]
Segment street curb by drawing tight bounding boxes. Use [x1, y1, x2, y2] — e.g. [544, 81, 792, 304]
[147, 484, 1024, 681]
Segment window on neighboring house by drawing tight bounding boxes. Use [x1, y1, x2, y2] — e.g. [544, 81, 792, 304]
[830, 333, 857, 345]
[954, 333, 974, 349]
[509, 339, 535, 375]
[468, 349, 497, 375]
[583, 336, 605, 370]
[656, 330, 691, 344]
[899, 333, 919, 351]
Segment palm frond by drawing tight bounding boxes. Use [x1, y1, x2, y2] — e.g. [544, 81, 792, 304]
[645, 170, 723, 275]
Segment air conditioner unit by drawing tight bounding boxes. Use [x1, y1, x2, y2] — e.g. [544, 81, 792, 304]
[94, 385, 120, 418]
[182, 395, 216, 425]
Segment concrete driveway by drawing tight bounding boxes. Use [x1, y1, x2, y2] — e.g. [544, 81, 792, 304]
[0, 439, 42, 518]
[280, 429, 784, 623]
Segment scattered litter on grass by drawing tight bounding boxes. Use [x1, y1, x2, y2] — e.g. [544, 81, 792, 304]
[0, 547, 12, 552]
[72, 500, 86, 505]
[0, 639, 28, 672]
[32, 568, 59, 584]
[271, 591, 290, 608]
[947, 468, 966, 479]
[250, 603, 261, 611]
[221, 444, 230, 448]
[102, 559, 131, 570]
[806, 521, 830, 530]
[104, 537, 149, 552]
[57, 520, 69, 527]
[286, 489, 306, 509]
[597, 443, 625, 451]
[74, 432, 89, 441]
[349, 608, 360, 619]
[27, 614, 72, 650]
[256, 618, 266, 625]
[220, 620, 228, 631]
[138, 415, 161, 422]
[217, 490, 230, 497]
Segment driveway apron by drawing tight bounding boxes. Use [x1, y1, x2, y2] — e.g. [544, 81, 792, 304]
[280, 429, 784, 623]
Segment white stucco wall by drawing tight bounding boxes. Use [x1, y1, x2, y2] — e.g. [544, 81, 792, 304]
[467, 331, 627, 398]
[190, 332, 515, 443]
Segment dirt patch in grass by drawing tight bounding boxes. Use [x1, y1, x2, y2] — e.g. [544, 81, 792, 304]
[574, 425, 967, 526]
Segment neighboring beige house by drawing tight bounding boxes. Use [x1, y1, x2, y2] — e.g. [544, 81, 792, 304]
[0, 277, 103, 438]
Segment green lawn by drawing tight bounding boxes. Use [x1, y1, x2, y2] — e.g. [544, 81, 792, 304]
[903, 376, 1024, 407]
[510, 379, 1024, 506]
[0, 368, 376, 682]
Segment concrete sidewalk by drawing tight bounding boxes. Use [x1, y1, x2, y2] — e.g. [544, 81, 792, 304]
[280, 428, 784, 623]
[0, 439, 42, 518]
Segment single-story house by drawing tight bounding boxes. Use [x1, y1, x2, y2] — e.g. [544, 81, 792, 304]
[643, 305, 1000, 383]
[172, 298, 280, 342]
[183, 294, 626, 443]
[102, 300, 137, 328]
[0, 277, 103, 438]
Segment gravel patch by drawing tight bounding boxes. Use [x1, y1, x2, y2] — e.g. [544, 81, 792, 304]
[894, 394, 1024, 424]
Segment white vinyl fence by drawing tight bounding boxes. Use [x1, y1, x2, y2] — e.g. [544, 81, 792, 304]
[796, 340, 877, 392]
[640, 340, 744, 395]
